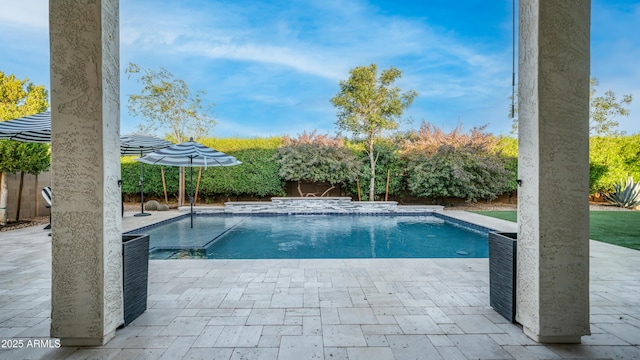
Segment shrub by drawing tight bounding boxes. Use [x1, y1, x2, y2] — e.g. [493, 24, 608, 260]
[342, 140, 407, 201]
[494, 136, 519, 196]
[590, 135, 640, 194]
[606, 176, 640, 208]
[276, 132, 360, 196]
[406, 146, 511, 202]
[121, 157, 179, 198]
[402, 123, 512, 202]
[121, 137, 285, 200]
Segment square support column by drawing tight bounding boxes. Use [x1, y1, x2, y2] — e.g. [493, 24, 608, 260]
[517, 0, 590, 343]
[49, 0, 123, 346]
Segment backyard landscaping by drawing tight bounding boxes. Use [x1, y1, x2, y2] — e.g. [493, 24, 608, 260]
[473, 209, 640, 250]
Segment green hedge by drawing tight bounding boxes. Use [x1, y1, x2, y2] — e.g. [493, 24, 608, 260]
[121, 157, 179, 198]
[590, 135, 640, 194]
[492, 135, 640, 195]
[121, 134, 640, 201]
[121, 137, 285, 200]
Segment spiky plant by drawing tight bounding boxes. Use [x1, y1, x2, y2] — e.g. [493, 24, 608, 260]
[606, 176, 640, 209]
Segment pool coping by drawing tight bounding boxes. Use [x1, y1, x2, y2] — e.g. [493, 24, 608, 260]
[125, 211, 505, 259]
[123, 211, 500, 236]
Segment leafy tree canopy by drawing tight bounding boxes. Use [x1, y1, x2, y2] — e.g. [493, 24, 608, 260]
[0, 71, 49, 121]
[510, 77, 633, 136]
[126, 63, 216, 143]
[0, 71, 50, 224]
[331, 64, 417, 201]
[590, 78, 633, 136]
[0, 71, 50, 176]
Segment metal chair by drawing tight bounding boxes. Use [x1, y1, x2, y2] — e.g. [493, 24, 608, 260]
[41, 186, 52, 233]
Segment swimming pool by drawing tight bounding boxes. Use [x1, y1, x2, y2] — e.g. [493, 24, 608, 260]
[129, 214, 491, 259]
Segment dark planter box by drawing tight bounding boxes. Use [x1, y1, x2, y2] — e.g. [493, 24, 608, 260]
[122, 234, 150, 327]
[489, 232, 517, 323]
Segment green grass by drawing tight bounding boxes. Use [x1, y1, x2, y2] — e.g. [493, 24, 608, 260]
[473, 211, 518, 223]
[472, 210, 640, 251]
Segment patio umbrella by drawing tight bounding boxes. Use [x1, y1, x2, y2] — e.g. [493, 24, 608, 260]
[0, 111, 51, 143]
[136, 138, 242, 228]
[1, 112, 173, 216]
[120, 134, 173, 217]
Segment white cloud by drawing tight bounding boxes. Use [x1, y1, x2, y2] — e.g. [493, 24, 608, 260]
[0, 0, 529, 136]
[247, 94, 297, 107]
[175, 41, 345, 80]
[120, 0, 506, 89]
[0, 0, 49, 31]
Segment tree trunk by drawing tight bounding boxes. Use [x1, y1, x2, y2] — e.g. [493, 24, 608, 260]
[179, 167, 185, 206]
[369, 138, 375, 201]
[385, 169, 390, 201]
[16, 172, 24, 221]
[0, 172, 7, 226]
[320, 185, 336, 197]
[161, 167, 168, 205]
[35, 174, 39, 217]
[194, 167, 202, 205]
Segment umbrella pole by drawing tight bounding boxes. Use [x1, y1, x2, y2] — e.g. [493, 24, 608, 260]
[190, 160, 194, 228]
[161, 168, 168, 205]
[134, 150, 151, 217]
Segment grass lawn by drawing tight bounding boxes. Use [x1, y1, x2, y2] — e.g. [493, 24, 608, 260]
[472, 210, 640, 251]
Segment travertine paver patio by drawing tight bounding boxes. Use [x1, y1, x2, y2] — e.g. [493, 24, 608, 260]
[1, 209, 639, 359]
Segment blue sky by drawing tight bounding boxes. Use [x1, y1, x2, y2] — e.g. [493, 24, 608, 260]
[1, 0, 638, 138]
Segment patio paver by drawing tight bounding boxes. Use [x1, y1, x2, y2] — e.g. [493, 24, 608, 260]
[1, 209, 639, 359]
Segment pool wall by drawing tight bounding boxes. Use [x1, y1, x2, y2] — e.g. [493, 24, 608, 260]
[124, 211, 496, 237]
[194, 197, 444, 214]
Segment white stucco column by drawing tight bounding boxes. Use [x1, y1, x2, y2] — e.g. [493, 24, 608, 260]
[49, 0, 123, 346]
[517, 0, 590, 343]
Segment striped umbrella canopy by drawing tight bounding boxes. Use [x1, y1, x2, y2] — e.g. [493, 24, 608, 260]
[1, 111, 174, 217]
[136, 138, 242, 227]
[120, 134, 173, 156]
[0, 111, 51, 143]
[136, 139, 241, 168]
[120, 134, 173, 216]
[0, 111, 171, 154]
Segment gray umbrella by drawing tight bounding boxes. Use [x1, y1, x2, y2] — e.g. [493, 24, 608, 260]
[136, 138, 242, 227]
[120, 135, 173, 216]
[0, 111, 51, 142]
[1, 112, 173, 216]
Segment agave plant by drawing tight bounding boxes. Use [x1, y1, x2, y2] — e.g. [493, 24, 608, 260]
[606, 176, 640, 209]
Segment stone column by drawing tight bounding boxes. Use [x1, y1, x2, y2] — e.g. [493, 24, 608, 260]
[517, 0, 590, 343]
[49, 0, 123, 346]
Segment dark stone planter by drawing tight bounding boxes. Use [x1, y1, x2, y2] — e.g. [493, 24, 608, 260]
[122, 234, 150, 327]
[489, 232, 517, 323]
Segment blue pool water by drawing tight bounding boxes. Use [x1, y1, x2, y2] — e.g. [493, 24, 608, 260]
[134, 214, 489, 259]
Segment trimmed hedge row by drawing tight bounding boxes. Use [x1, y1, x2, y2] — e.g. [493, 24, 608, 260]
[121, 134, 640, 201]
[121, 137, 285, 200]
[590, 135, 640, 194]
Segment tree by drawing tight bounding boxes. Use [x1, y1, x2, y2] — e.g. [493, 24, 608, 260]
[0, 71, 50, 225]
[12, 143, 50, 221]
[331, 64, 417, 201]
[590, 78, 633, 136]
[276, 131, 360, 197]
[510, 77, 633, 136]
[342, 140, 406, 201]
[126, 63, 217, 143]
[126, 63, 217, 205]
